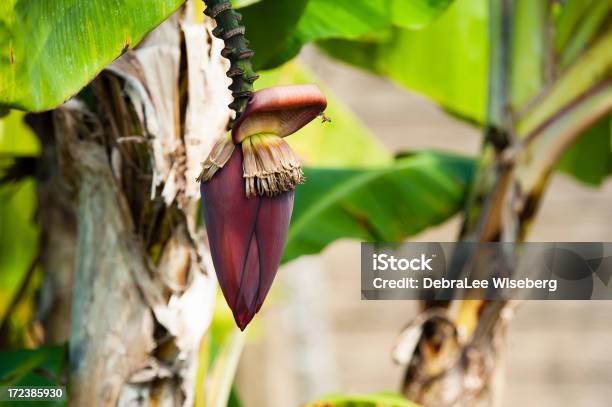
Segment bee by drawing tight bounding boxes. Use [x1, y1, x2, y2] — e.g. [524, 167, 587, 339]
[319, 112, 332, 123]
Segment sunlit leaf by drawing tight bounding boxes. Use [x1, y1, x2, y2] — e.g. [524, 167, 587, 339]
[318, 0, 488, 122]
[511, 0, 612, 185]
[511, 0, 547, 110]
[205, 328, 245, 407]
[0, 179, 39, 323]
[555, 0, 597, 54]
[232, 0, 261, 8]
[391, 0, 454, 29]
[305, 391, 420, 407]
[552, 0, 612, 73]
[0, 0, 183, 111]
[240, 0, 309, 69]
[0, 111, 40, 156]
[260, 0, 456, 69]
[260, 0, 391, 69]
[284, 151, 474, 262]
[0, 111, 39, 324]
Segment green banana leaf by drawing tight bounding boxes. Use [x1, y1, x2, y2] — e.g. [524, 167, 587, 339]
[513, 0, 612, 185]
[318, 0, 488, 123]
[0, 179, 39, 324]
[0, 345, 67, 406]
[239, 0, 309, 70]
[554, 0, 612, 69]
[555, 0, 596, 53]
[510, 0, 547, 109]
[391, 0, 454, 29]
[0, 345, 65, 387]
[261, 0, 456, 69]
[0, 0, 453, 110]
[557, 115, 612, 185]
[0, 111, 40, 155]
[307, 391, 420, 407]
[0, 0, 183, 111]
[318, 0, 612, 185]
[232, 0, 260, 7]
[0, 111, 40, 325]
[283, 151, 475, 263]
[316, 0, 605, 128]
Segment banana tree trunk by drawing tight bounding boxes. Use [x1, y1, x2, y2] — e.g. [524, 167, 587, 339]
[31, 5, 229, 405]
[399, 1, 612, 405]
[397, 1, 516, 403]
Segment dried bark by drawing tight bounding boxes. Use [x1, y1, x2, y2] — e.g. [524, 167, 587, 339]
[395, 304, 509, 407]
[33, 4, 231, 405]
[53, 104, 159, 405]
[396, 2, 514, 405]
[397, 4, 612, 406]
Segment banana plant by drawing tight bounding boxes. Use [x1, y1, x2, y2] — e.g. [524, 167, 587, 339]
[327, 0, 611, 404]
[1, 0, 609, 406]
[0, 0, 459, 404]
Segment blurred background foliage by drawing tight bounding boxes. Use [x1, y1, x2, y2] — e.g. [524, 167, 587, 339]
[0, 0, 611, 406]
[0, 110, 40, 349]
[257, 63, 392, 168]
[0, 345, 65, 397]
[305, 391, 420, 407]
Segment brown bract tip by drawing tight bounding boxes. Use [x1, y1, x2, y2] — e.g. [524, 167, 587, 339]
[197, 133, 235, 183]
[232, 84, 327, 143]
[242, 134, 304, 197]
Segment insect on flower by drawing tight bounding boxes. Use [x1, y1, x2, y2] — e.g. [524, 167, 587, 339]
[199, 84, 327, 330]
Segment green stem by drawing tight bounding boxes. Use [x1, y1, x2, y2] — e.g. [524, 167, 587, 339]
[206, 328, 246, 407]
[203, 0, 259, 121]
[486, 0, 514, 141]
[516, 82, 612, 206]
[558, 0, 611, 71]
[517, 27, 612, 137]
[444, 0, 517, 347]
[459, 0, 515, 240]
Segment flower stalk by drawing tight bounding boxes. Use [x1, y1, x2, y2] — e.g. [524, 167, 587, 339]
[203, 0, 259, 118]
[202, 0, 328, 331]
